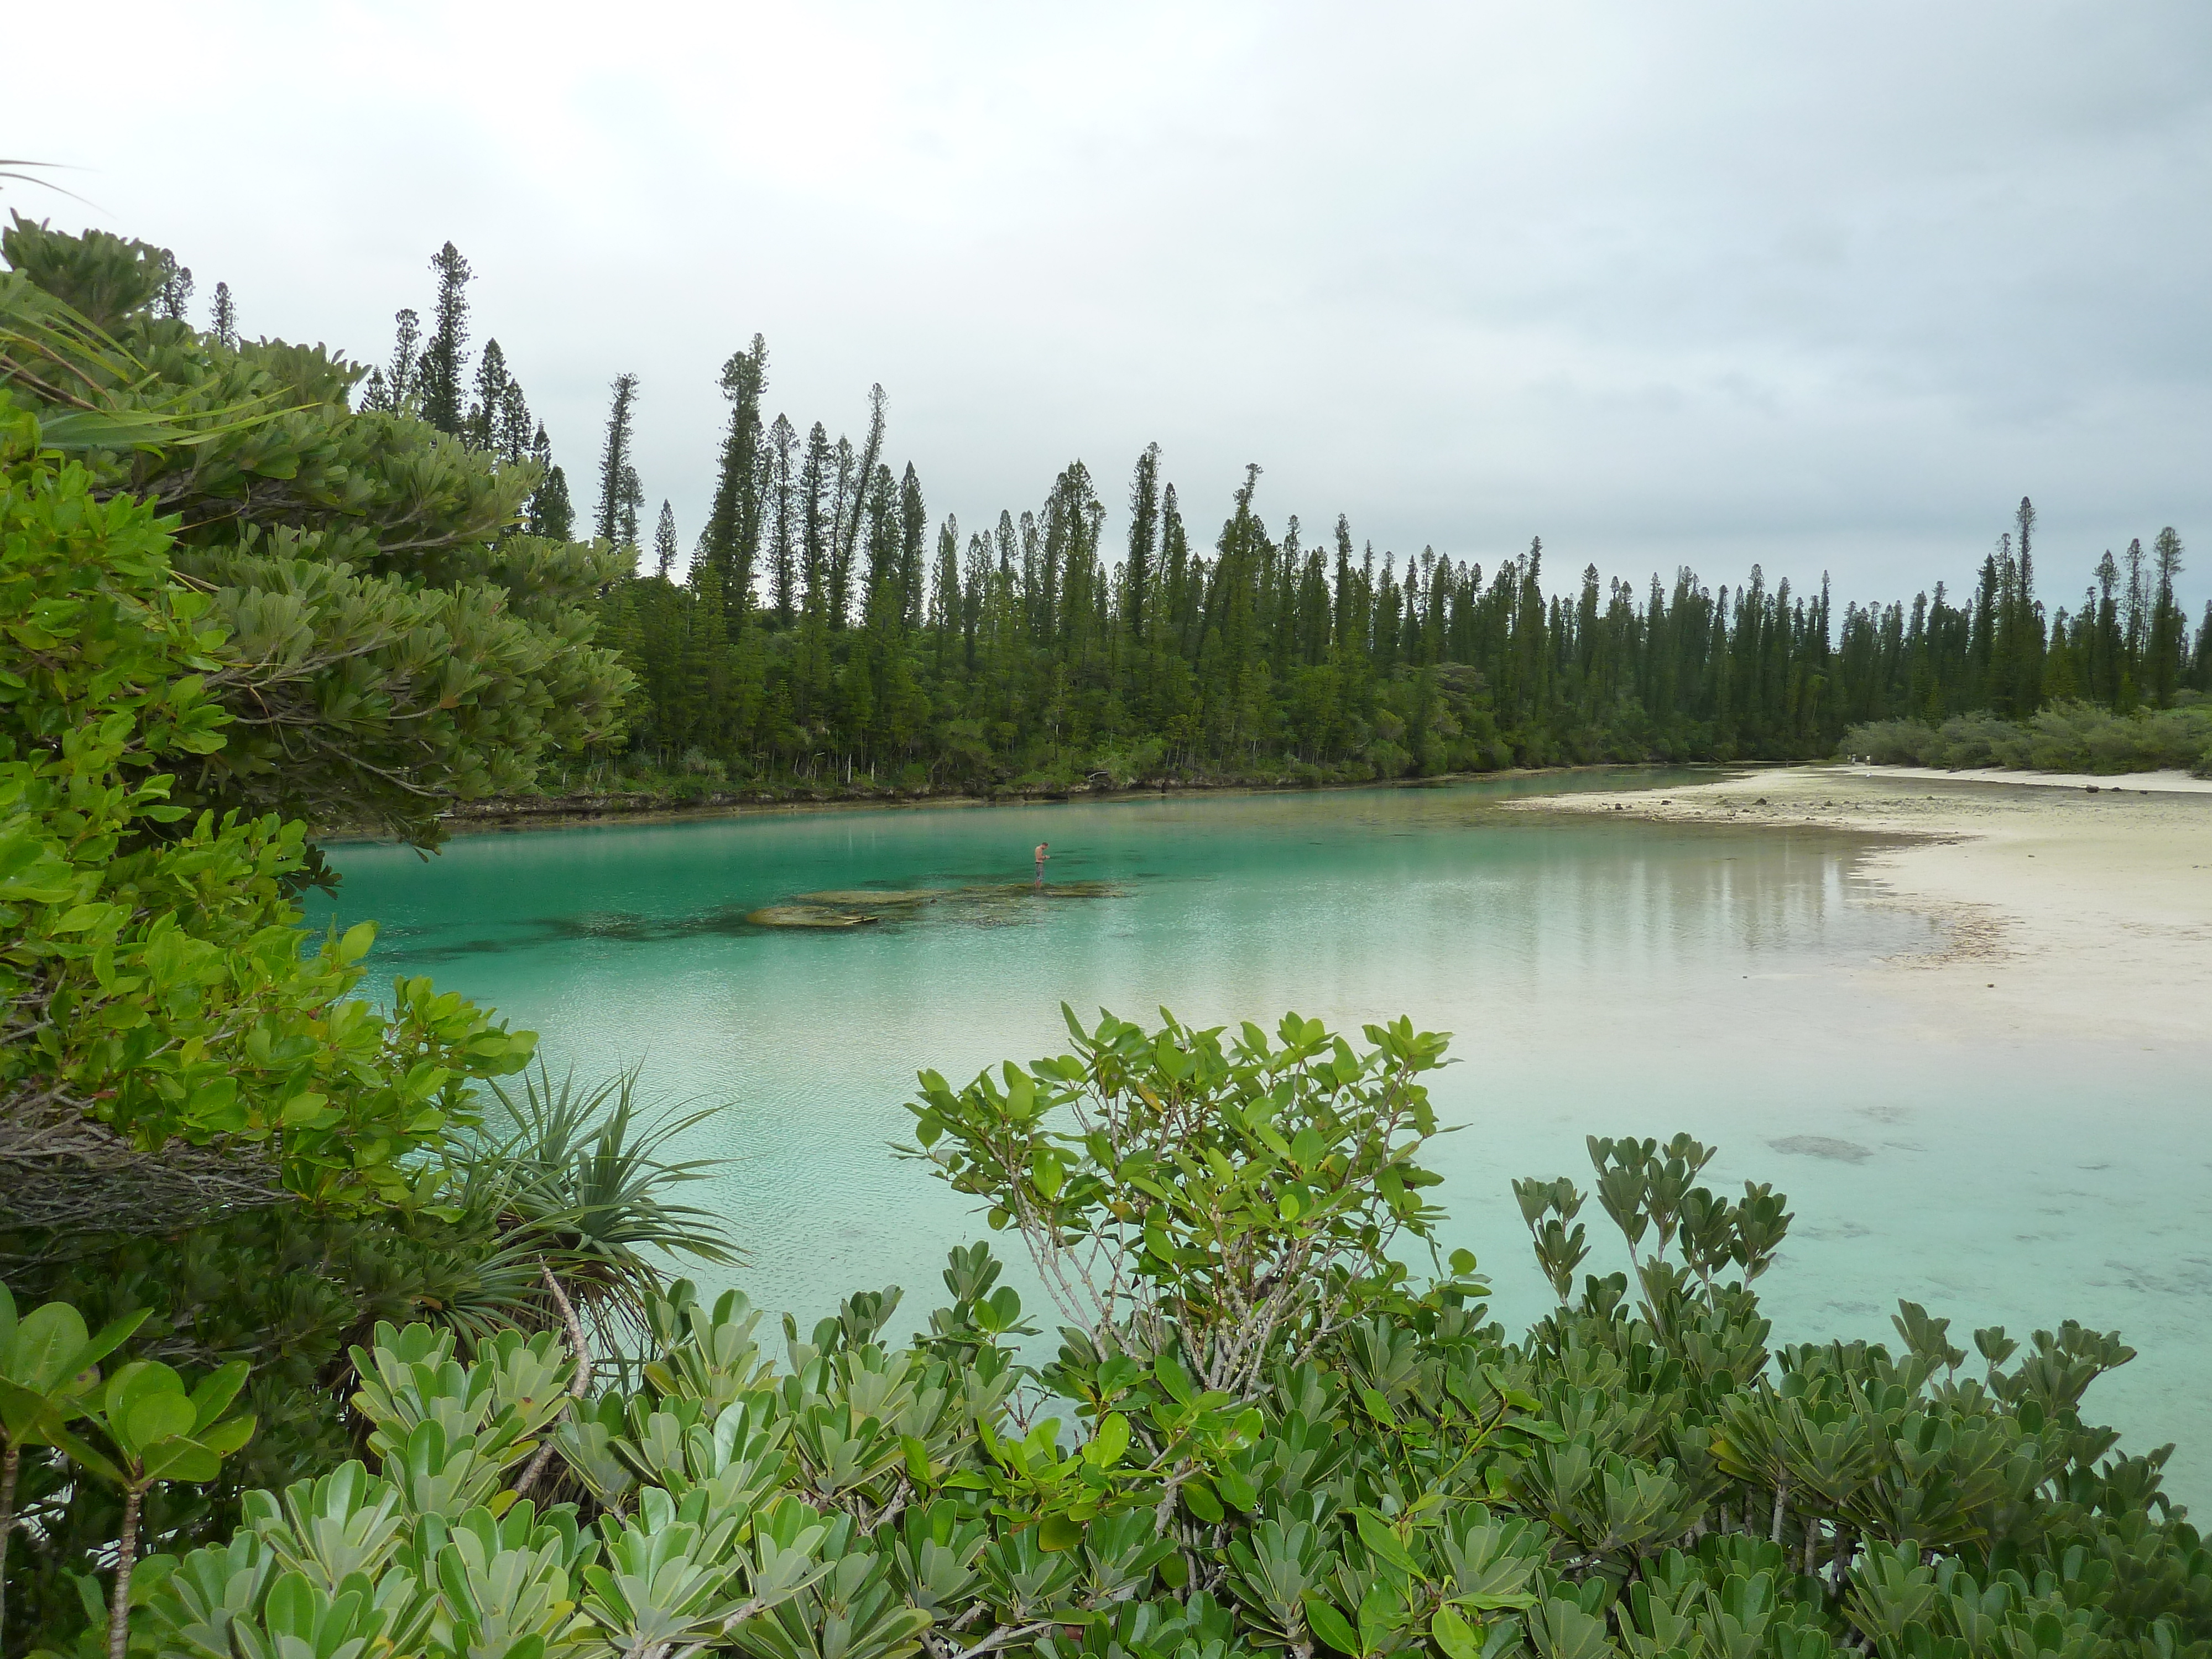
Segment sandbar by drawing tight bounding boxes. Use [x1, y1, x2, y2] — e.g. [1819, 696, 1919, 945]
[1517, 764, 2212, 1047]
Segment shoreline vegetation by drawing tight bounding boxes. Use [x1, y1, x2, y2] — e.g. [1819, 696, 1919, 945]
[1845, 701, 2212, 778]
[369, 690, 2212, 841]
[7, 220, 2212, 1657]
[390, 760, 1678, 837]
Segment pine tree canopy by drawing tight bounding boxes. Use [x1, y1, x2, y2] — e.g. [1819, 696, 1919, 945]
[0, 218, 634, 851]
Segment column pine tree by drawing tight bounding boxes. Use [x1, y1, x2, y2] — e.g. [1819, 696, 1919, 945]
[700, 336, 769, 625]
[210, 281, 237, 348]
[654, 500, 679, 581]
[526, 424, 575, 540]
[2150, 526, 2185, 707]
[1125, 443, 1161, 641]
[418, 242, 474, 434]
[596, 373, 643, 554]
[377, 309, 421, 413]
[766, 414, 797, 626]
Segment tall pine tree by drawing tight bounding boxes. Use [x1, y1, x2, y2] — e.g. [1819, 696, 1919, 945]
[1125, 442, 1161, 641]
[800, 422, 834, 623]
[209, 280, 237, 348]
[418, 242, 473, 435]
[899, 463, 927, 634]
[654, 500, 679, 581]
[154, 253, 193, 321]
[526, 423, 575, 540]
[2150, 526, 2185, 707]
[466, 338, 530, 457]
[767, 414, 798, 625]
[362, 308, 421, 414]
[596, 373, 643, 553]
[700, 336, 769, 625]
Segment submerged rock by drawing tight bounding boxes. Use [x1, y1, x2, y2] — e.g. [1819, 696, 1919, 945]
[746, 905, 879, 928]
[797, 889, 947, 905]
[750, 878, 1131, 932]
[970, 879, 1131, 899]
[1768, 1134, 1872, 1163]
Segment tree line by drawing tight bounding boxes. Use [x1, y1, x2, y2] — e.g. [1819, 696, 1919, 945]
[361, 243, 2210, 794]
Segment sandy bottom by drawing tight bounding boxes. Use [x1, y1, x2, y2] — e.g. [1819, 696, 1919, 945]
[1516, 764, 2212, 1047]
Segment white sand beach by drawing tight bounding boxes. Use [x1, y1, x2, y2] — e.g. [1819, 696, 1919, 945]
[1520, 765, 2212, 1047]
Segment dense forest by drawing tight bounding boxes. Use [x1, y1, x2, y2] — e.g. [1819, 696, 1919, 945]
[4, 218, 2210, 1659]
[353, 244, 2212, 796]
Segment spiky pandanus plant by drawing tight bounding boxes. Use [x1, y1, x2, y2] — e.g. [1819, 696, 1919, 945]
[436, 1063, 741, 1360]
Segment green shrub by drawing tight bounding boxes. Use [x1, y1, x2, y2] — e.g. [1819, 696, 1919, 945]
[1843, 700, 2212, 776]
[0, 399, 536, 1220]
[1, 216, 634, 852]
[11, 1010, 2206, 1659]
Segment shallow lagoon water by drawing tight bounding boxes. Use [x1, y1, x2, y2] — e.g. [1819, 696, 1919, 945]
[315, 770, 2210, 1507]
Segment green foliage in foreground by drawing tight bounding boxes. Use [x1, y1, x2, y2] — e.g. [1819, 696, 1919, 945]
[0, 399, 536, 1218]
[8, 1011, 2205, 1659]
[1, 1060, 738, 1650]
[0, 215, 633, 852]
[1843, 700, 2212, 778]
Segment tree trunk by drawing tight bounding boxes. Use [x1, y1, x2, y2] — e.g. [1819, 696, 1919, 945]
[513, 1261, 594, 1500]
[108, 1485, 143, 1659]
[1, 1442, 18, 1636]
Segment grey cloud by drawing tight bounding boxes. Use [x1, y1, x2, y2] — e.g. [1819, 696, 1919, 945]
[6, 0, 2206, 616]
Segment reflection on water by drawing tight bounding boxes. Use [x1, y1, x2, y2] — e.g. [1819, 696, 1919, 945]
[313, 769, 2211, 1506]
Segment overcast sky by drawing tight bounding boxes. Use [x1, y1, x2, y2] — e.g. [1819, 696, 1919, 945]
[9, 2, 2210, 615]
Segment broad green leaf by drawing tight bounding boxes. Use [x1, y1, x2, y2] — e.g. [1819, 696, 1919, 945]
[1305, 1592, 1360, 1656]
[1433, 1604, 1483, 1659]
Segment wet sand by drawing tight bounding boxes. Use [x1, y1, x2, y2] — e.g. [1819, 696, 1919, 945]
[1517, 764, 2212, 1047]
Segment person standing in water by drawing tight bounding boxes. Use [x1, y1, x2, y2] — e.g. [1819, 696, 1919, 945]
[1034, 840, 1049, 886]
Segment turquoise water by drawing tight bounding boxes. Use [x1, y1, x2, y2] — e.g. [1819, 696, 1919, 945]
[313, 772, 2211, 1507]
